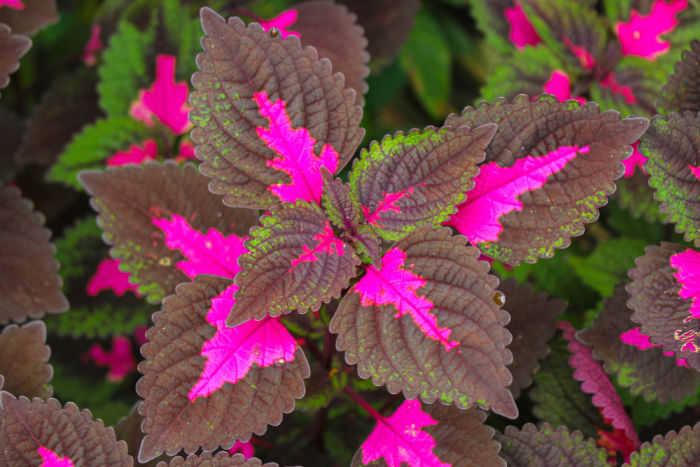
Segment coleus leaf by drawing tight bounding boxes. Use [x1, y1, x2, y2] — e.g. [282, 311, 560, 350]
[15, 67, 101, 166]
[499, 278, 566, 398]
[338, 0, 419, 72]
[161, 452, 279, 466]
[658, 39, 700, 113]
[530, 334, 605, 439]
[495, 423, 608, 467]
[641, 112, 700, 246]
[0, 22, 29, 90]
[0, 186, 69, 324]
[626, 242, 700, 369]
[115, 403, 170, 466]
[349, 124, 497, 242]
[444, 95, 649, 265]
[558, 320, 641, 449]
[190, 8, 364, 209]
[85, 335, 136, 382]
[0, 393, 131, 465]
[291, 1, 370, 104]
[579, 286, 699, 403]
[228, 201, 359, 326]
[331, 227, 517, 418]
[466, 0, 524, 55]
[78, 161, 258, 303]
[624, 422, 700, 466]
[352, 400, 504, 467]
[137, 275, 309, 462]
[614, 0, 688, 61]
[0, 0, 56, 35]
[0, 321, 52, 399]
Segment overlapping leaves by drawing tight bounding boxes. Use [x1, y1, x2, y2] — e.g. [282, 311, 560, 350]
[0, 22, 29, 91]
[625, 422, 700, 466]
[0, 321, 52, 399]
[658, 39, 700, 114]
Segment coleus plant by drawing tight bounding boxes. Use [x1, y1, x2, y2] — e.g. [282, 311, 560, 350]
[1, 0, 700, 466]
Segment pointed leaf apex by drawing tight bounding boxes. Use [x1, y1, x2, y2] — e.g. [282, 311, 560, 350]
[200, 7, 224, 30]
[622, 116, 650, 140]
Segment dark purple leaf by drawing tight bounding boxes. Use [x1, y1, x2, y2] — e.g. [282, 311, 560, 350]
[321, 170, 363, 232]
[499, 278, 566, 398]
[0, 22, 29, 90]
[658, 39, 700, 113]
[293, 1, 369, 104]
[160, 452, 278, 466]
[0, 392, 131, 465]
[0, 0, 57, 35]
[190, 8, 363, 209]
[579, 286, 699, 403]
[444, 95, 649, 265]
[624, 422, 700, 466]
[350, 124, 496, 241]
[626, 242, 700, 370]
[228, 201, 359, 327]
[0, 320, 51, 399]
[0, 186, 69, 324]
[78, 161, 258, 304]
[641, 112, 700, 247]
[495, 423, 608, 466]
[331, 227, 517, 418]
[137, 275, 309, 462]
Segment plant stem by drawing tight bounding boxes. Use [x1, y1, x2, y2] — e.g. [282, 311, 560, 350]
[344, 386, 383, 422]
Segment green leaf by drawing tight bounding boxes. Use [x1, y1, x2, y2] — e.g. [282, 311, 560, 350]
[398, 8, 451, 118]
[617, 383, 700, 429]
[48, 116, 152, 189]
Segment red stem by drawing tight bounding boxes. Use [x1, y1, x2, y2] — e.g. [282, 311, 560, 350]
[344, 386, 383, 422]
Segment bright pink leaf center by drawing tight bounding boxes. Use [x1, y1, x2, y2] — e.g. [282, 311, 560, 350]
[558, 321, 641, 448]
[363, 188, 415, 226]
[622, 141, 647, 178]
[0, 0, 23, 10]
[229, 440, 255, 459]
[563, 38, 595, 70]
[599, 74, 637, 105]
[85, 336, 136, 382]
[616, 0, 687, 60]
[504, 1, 542, 49]
[37, 447, 74, 467]
[174, 139, 197, 163]
[259, 9, 300, 39]
[151, 214, 247, 280]
[619, 327, 689, 367]
[361, 399, 448, 467]
[106, 139, 158, 166]
[82, 24, 103, 66]
[353, 247, 459, 351]
[291, 221, 345, 268]
[253, 91, 339, 205]
[130, 54, 192, 135]
[689, 164, 700, 180]
[670, 248, 700, 353]
[542, 70, 586, 104]
[86, 258, 142, 297]
[448, 145, 588, 244]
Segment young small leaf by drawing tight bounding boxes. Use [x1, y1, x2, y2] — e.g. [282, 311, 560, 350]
[0, 186, 69, 324]
[0, 321, 52, 399]
[190, 8, 363, 209]
[331, 227, 517, 418]
[444, 95, 649, 264]
[624, 422, 700, 466]
[641, 112, 700, 246]
[495, 423, 608, 467]
[658, 39, 700, 113]
[349, 124, 496, 241]
[228, 201, 359, 326]
[0, 393, 131, 465]
[0, 22, 30, 90]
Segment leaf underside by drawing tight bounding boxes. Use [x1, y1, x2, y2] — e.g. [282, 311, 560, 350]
[136, 275, 309, 462]
[0, 321, 52, 400]
[331, 227, 517, 418]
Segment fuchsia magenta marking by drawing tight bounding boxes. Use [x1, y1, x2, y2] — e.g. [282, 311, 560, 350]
[82, 24, 102, 66]
[259, 9, 300, 39]
[253, 91, 339, 205]
[447, 145, 589, 244]
[504, 1, 541, 50]
[0, 0, 23, 10]
[290, 221, 345, 268]
[563, 38, 595, 70]
[558, 321, 641, 449]
[620, 328, 689, 367]
[689, 164, 700, 180]
[229, 440, 254, 459]
[130, 55, 192, 135]
[600, 74, 637, 105]
[622, 141, 647, 178]
[361, 399, 448, 467]
[670, 248, 700, 352]
[106, 139, 157, 166]
[542, 70, 586, 104]
[363, 188, 414, 226]
[616, 0, 687, 60]
[84, 336, 136, 382]
[37, 447, 74, 467]
[353, 247, 459, 351]
[86, 258, 141, 297]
